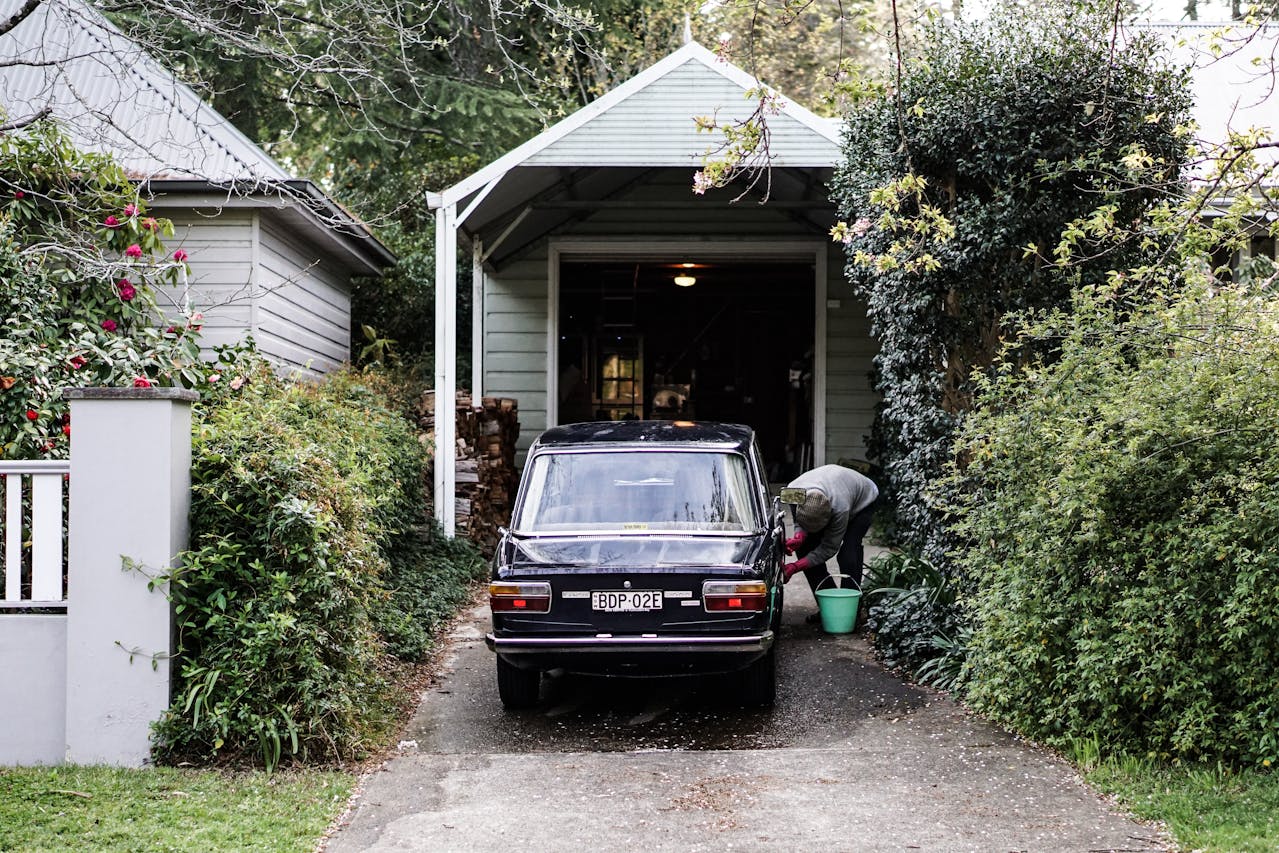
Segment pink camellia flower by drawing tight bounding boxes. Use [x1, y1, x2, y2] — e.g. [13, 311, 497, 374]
[187, 311, 204, 332]
[104, 215, 120, 228]
[125, 244, 143, 258]
[101, 318, 117, 332]
[13, 190, 24, 199]
[173, 249, 189, 263]
[207, 372, 221, 384]
[25, 409, 38, 421]
[69, 355, 86, 370]
[142, 217, 159, 231]
[132, 377, 152, 388]
[117, 280, 136, 301]
[123, 203, 138, 217]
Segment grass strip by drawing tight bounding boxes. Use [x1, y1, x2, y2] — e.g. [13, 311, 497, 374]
[0, 765, 352, 852]
[1071, 742, 1279, 852]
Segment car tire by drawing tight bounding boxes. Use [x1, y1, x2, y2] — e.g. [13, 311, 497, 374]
[740, 645, 776, 708]
[496, 656, 541, 709]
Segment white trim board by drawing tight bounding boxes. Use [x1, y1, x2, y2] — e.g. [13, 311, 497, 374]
[546, 238, 828, 466]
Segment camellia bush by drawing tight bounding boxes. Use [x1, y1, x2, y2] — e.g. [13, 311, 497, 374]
[0, 120, 201, 459]
[953, 275, 1279, 766]
[829, 1, 1192, 567]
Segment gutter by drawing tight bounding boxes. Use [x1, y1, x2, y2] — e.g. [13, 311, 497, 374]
[138, 178, 397, 275]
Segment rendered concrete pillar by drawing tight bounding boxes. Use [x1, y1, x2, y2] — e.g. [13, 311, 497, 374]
[63, 387, 197, 766]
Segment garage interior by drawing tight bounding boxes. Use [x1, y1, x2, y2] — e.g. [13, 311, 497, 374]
[557, 260, 816, 480]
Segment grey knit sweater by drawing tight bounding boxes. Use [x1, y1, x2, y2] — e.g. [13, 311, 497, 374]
[788, 465, 878, 567]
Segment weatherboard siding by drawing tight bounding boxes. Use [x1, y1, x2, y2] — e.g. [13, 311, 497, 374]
[257, 217, 351, 375]
[153, 210, 256, 362]
[525, 60, 838, 168]
[824, 245, 877, 464]
[484, 249, 550, 457]
[147, 210, 354, 375]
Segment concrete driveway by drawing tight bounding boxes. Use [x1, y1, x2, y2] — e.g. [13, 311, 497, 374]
[325, 578, 1166, 853]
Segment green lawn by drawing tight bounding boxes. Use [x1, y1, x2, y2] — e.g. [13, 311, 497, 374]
[0, 765, 353, 852]
[1079, 752, 1279, 852]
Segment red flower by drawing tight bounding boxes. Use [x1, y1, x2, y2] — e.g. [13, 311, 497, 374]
[117, 280, 136, 301]
[25, 409, 37, 421]
[62, 424, 71, 437]
[69, 355, 86, 370]
[61, 413, 70, 425]
[104, 215, 120, 228]
[132, 377, 152, 388]
[13, 190, 24, 199]
[125, 244, 143, 258]
[142, 217, 159, 231]
[173, 249, 189, 263]
[165, 325, 177, 334]
[123, 203, 138, 217]
[101, 319, 117, 332]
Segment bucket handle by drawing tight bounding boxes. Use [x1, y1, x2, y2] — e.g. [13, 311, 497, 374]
[815, 573, 861, 593]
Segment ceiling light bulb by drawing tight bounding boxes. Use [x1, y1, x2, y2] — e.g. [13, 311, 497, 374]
[674, 274, 696, 287]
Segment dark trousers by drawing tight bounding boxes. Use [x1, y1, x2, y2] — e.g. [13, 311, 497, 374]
[796, 502, 876, 596]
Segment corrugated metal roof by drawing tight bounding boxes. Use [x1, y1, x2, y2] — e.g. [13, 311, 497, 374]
[0, 0, 289, 182]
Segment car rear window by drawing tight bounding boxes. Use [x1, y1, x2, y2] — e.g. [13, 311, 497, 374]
[514, 450, 757, 534]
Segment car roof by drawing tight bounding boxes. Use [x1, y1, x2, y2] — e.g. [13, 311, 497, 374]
[532, 420, 755, 453]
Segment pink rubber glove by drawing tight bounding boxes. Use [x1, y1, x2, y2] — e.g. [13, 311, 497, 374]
[783, 558, 810, 583]
[784, 529, 807, 555]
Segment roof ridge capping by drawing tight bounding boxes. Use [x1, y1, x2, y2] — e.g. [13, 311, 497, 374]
[435, 40, 841, 209]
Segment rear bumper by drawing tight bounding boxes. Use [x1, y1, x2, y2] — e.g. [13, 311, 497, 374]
[486, 631, 774, 675]
[487, 631, 774, 655]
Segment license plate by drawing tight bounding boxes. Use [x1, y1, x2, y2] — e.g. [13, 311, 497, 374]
[591, 590, 662, 612]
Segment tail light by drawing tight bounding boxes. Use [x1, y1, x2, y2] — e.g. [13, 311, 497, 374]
[489, 581, 552, 613]
[703, 581, 768, 613]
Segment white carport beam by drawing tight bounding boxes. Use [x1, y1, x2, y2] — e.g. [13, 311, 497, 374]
[472, 240, 484, 400]
[456, 181, 498, 229]
[434, 204, 458, 536]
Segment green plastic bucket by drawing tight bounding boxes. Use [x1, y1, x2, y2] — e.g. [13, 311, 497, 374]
[815, 574, 861, 634]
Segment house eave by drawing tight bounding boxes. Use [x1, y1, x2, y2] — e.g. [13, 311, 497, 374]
[140, 178, 396, 276]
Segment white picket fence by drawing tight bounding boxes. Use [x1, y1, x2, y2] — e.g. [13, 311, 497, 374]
[1, 460, 70, 608]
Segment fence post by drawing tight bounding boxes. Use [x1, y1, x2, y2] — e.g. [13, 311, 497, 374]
[62, 387, 197, 766]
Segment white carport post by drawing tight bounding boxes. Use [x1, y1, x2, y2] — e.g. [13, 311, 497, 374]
[434, 202, 458, 536]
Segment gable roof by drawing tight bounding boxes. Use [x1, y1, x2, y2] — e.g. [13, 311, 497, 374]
[0, 0, 288, 182]
[435, 41, 842, 210]
[0, 0, 393, 272]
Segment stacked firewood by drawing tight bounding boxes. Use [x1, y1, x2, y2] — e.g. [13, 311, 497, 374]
[417, 390, 520, 555]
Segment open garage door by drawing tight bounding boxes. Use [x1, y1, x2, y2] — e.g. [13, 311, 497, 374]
[557, 260, 816, 480]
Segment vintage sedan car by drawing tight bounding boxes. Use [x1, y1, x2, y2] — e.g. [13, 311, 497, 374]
[486, 420, 786, 709]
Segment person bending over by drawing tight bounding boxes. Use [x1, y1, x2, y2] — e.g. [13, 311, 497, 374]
[781, 465, 878, 609]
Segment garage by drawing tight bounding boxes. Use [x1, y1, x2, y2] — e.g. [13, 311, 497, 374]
[427, 41, 877, 533]
[557, 259, 816, 479]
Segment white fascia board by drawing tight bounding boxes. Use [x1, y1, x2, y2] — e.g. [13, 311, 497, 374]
[436, 42, 841, 208]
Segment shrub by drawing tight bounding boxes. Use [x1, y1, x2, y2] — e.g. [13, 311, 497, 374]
[863, 552, 963, 684]
[154, 368, 482, 768]
[954, 280, 1279, 767]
